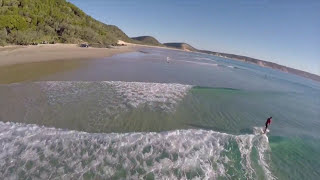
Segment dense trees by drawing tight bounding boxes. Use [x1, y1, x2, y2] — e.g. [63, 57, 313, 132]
[0, 0, 132, 46]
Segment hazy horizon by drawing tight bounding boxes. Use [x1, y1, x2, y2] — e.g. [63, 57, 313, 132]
[69, 0, 320, 75]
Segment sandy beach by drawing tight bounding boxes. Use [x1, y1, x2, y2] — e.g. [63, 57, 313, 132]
[0, 43, 142, 84]
[0, 41, 194, 68]
[0, 43, 194, 84]
[0, 43, 139, 67]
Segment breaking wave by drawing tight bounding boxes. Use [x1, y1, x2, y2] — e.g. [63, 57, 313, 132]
[35, 81, 191, 112]
[0, 122, 275, 179]
[0, 81, 276, 179]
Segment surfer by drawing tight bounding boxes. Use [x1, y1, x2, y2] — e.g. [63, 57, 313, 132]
[263, 117, 272, 134]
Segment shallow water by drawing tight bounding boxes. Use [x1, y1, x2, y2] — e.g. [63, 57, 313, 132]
[0, 48, 319, 179]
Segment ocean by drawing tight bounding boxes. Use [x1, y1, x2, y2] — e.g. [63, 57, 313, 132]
[0, 48, 319, 179]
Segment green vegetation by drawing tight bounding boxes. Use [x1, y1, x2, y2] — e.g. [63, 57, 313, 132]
[131, 36, 163, 46]
[164, 43, 198, 51]
[0, 0, 132, 47]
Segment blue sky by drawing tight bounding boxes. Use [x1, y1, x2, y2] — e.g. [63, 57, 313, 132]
[69, 0, 320, 75]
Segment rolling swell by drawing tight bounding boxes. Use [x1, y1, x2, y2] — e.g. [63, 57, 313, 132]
[192, 86, 241, 91]
[0, 81, 246, 133]
[0, 81, 192, 133]
[0, 122, 274, 179]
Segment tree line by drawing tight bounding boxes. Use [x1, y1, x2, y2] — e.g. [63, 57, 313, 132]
[0, 0, 132, 47]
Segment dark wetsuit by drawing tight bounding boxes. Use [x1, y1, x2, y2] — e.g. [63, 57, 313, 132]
[265, 118, 272, 129]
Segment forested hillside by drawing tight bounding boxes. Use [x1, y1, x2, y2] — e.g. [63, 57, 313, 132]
[0, 0, 132, 46]
[131, 36, 163, 46]
[164, 43, 198, 51]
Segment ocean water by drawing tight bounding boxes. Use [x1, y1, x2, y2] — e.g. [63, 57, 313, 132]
[0, 48, 319, 179]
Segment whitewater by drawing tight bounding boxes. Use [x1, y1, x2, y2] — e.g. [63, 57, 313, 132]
[0, 121, 274, 179]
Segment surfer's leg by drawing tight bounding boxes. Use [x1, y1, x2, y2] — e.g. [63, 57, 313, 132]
[264, 124, 268, 133]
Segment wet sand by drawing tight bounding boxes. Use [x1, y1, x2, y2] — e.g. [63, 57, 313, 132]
[0, 43, 196, 84]
[0, 44, 138, 84]
[0, 60, 85, 84]
[0, 44, 137, 67]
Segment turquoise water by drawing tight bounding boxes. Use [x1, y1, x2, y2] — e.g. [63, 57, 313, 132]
[0, 48, 319, 179]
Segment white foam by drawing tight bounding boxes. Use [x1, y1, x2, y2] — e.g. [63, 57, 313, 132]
[103, 81, 191, 110]
[40, 81, 191, 113]
[0, 122, 274, 179]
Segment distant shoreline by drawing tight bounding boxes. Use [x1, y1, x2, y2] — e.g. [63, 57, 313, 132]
[0, 42, 192, 68]
[163, 43, 320, 82]
[1, 43, 319, 83]
[0, 43, 193, 84]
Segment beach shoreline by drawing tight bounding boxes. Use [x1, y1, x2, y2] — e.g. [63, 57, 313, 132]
[0, 43, 139, 67]
[0, 42, 192, 68]
[0, 42, 194, 84]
